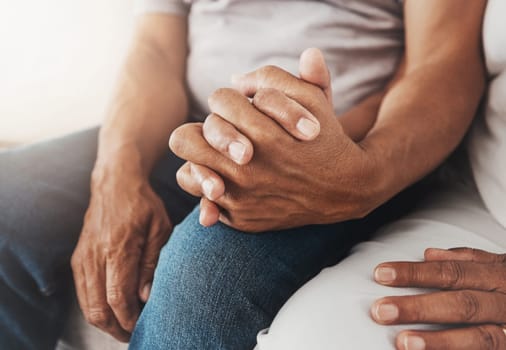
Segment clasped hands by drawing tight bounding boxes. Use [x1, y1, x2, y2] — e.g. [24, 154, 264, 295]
[169, 48, 377, 232]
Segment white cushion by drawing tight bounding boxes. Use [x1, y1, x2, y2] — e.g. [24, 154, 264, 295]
[255, 185, 506, 350]
[468, 0, 506, 229]
[482, 0, 506, 75]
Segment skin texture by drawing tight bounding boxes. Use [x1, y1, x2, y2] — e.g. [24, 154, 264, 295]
[176, 49, 389, 227]
[71, 14, 188, 341]
[372, 248, 506, 350]
[170, 58, 375, 232]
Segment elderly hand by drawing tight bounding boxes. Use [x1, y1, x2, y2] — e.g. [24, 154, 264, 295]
[170, 49, 379, 232]
[371, 247, 506, 350]
[71, 164, 172, 341]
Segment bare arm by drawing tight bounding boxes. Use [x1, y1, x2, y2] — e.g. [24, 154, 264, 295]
[95, 14, 188, 178]
[71, 14, 189, 341]
[338, 91, 385, 142]
[361, 0, 487, 208]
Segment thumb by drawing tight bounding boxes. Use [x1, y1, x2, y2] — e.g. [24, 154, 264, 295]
[138, 218, 172, 303]
[299, 48, 333, 104]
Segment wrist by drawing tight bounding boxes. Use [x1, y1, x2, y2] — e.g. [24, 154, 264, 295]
[92, 145, 149, 188]
[357, 137, 397, 214]
[320, 140, 386, 223]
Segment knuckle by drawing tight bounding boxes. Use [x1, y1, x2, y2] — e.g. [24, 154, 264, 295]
[405, 297, 426, 322]
[102, 245, 116, 259]
[141, 262, 157, 273]
[411, 309, 424, 324]
[86, 309, 111, 328]
[476, 325, 503, 350]
[252, 126, 277, 145]
[275, 106, 292, 124]
[253, 88, 275, 106]
[258, 65, 279, 79]
[106, 288, 127, 308]
[233, 166, 256, 190]
[232, 169, 247, 187]
[439, 261, 465, 288]
[208, 87, 233, 106]
[222, 193, 242, 212]
[305, 95, 324, 113]
[407, 263, 420, 283]
[456, 291, 480, 322]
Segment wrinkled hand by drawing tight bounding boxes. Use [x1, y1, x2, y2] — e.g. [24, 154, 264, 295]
[371, 247, 506, 350]
[176, 48, 331, 227]
[170, 49, 378, 232]
[71, 167, 172, 341]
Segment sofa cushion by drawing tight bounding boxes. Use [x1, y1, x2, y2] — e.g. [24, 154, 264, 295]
[468, 0, 506, 229]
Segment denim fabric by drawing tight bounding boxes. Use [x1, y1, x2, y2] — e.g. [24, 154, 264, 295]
[0, 128, 197, 350]
[129, 177, 434, 350]
[129, 208, 371, 350]
[0, 128, 427, 350]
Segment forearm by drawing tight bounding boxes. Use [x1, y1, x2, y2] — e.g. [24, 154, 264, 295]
[338, 91, 384, 142]
[95, 15, 188, 179]
[338, 60, 405, 142]
[361, 59, 485, 207]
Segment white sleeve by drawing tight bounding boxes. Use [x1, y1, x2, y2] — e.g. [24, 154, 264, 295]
[134, 0, 190, 16]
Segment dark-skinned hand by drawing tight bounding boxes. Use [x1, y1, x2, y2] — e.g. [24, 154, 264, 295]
[169, 49, 380, 232]
[71, 164, 172, 341]
[371, 247, 506, 350]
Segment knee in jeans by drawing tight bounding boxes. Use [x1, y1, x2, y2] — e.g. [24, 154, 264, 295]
[133, 209, 278, 348]
[160, 212, 274, 316]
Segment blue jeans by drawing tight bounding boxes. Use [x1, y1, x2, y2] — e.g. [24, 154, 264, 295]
[0, 128, 425, 350]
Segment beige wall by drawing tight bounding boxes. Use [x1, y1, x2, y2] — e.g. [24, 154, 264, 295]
[0, 0, 134, 144]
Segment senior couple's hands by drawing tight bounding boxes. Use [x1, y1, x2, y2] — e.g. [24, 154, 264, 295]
[169, 48, 378, 232]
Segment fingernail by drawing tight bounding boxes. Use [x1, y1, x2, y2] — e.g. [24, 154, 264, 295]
[296, 118, 319, 139]
[230, 73, 245, 85]
[202, 179, 215, 199]
[141, 283, 151, 302]
[228, 141, 247, 164]
[199, 208, 207, 226]
[374, 303, 399, 322]
[374, 266, 396, 284]
[402, 335, 425, 350]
